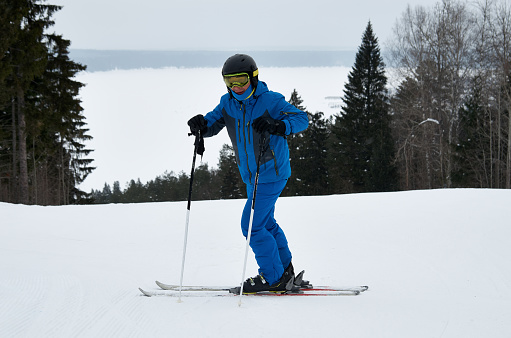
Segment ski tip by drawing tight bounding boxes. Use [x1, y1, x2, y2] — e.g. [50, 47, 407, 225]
[155, 280, 177, 290]
[139, 288, 151, 297]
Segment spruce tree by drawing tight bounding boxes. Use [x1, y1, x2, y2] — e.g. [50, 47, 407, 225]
[331, 21, 397, 193]
[286, 89, 329, 197]
[98, 183, 112, 203]
[1, 1, 92, 204]
[289, 111, 329, 196]
[111, 181, 122, 203]
[9, 1, 61, 203]
[288, 89, 306, 111]
[193, 163, 219, 200]
[33, 34, 92, 204]
[285, 89, 307, 196]
[123, 179, 148, 203]
[217, 144, 244, 199]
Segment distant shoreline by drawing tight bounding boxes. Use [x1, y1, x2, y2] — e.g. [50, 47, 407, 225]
[70, 50, 356, 72]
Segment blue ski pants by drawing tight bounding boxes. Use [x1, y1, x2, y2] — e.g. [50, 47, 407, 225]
[241, 179, 292, 285]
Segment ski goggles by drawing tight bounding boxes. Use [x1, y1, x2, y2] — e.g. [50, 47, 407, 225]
[223, 72, 250, 88]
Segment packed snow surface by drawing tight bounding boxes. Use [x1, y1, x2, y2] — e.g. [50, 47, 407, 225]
[1, 189, 511, 337]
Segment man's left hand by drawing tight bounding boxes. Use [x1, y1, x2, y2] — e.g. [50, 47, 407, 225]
[252, 116, 286, 135]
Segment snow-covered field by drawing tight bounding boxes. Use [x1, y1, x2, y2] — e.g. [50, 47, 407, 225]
[1, 189, 510, 337]
[76, 66, 350, 191]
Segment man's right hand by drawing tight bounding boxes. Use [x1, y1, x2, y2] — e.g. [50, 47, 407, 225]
[187, 114, 208, 136]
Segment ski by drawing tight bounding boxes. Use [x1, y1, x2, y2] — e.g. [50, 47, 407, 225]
[139, 286, 367, 297]
[141, 270, 368, 297]
[154, 281, 368, 294]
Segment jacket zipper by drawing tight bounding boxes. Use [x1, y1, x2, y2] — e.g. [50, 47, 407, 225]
[271, 149, 279, 176]
[238, 120, 241, 143]
[242, 104, 252, 183]
[246, 121, 251, 144]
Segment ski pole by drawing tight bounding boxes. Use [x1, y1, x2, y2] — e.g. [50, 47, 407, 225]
[178, 131, 204, 303]
[238, 134, 267, 307]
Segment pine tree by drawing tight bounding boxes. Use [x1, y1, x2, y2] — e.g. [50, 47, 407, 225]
[123, 179, 147, 202]
[288, 111, 329, 196]
[111, 181, 122, 203]
[331, 21, 397, 193]
[0, 2, 19, 110]
[285, 89, 307, 196]
[8, 1, 61, 203]
[285, 90, 329, 197]
[288, 89, 306, 111]
[0, 1, 92, 204]
[98, 183, 112, 203]
[217, 144, 244, 199]
[32, 33, 92, 204]
[193, 163, 219, 200]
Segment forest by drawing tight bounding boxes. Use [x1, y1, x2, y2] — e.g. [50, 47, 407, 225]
[0, 0, 93, 205]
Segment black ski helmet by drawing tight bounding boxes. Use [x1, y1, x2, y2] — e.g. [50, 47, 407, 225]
[222, 54, 259, 89]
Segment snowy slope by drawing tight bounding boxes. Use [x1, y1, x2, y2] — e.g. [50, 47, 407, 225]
[1, 189, 510, 337]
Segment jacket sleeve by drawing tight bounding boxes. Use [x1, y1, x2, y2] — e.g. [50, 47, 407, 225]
[274, 96, 309, 135]
[203, 101, 225, 138]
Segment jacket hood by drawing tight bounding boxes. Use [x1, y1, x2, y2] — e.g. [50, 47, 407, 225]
[254, 81, 269, 97]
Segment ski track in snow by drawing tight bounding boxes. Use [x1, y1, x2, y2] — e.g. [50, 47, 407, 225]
[0, 273, 163, 337]
[1, 189, 511, 337]
[0, 274, 82, 337]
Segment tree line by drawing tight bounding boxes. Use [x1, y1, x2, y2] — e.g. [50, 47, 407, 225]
[93, 0, 511, 204]
[0, 0, 93, 205]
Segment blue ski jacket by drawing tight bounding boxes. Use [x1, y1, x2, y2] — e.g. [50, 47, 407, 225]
[203, 81, 309, 184]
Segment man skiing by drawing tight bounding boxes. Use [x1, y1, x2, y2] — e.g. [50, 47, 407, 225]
[187, 54, 309, 293]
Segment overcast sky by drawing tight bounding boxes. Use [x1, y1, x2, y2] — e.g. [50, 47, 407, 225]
[51, 0, 441, 51]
